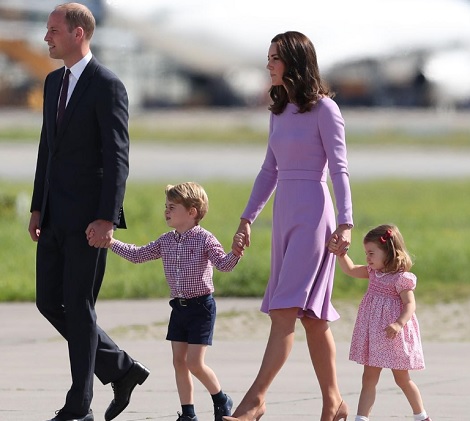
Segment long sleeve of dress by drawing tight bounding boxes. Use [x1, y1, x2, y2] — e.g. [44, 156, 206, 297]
[241, 115, 278, 223]
[318, 99, 353, 225]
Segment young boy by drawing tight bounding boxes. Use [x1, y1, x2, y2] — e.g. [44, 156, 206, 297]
[105, 182, 243, 421]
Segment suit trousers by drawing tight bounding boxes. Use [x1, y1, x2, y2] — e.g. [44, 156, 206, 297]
[35, 224, 133, 415]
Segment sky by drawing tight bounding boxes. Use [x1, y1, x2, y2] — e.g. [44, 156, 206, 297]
[104, 0, 470, 69]
[2, 0, 469, 69]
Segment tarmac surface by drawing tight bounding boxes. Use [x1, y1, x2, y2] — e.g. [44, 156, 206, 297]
[1, 299, 468, 421]
[3, 142, 470, 182]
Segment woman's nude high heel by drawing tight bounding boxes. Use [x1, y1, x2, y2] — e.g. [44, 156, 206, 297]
[332, 400, 348, 421]
[222, 402, 265, 421]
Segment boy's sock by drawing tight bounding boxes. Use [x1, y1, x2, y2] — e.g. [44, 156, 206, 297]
[413, 411, 428, 421]
[182, 404, 196, 417]
[211, 390, 227, 405]
[355, 417, 369, 421]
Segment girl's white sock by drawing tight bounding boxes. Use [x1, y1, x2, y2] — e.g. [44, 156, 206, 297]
[413, 411, 428, 421]
[355, 417, 369, 421]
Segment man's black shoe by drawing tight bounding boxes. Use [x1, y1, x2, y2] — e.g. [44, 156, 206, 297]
[104, 361, 150, 421]
[47, 408, 93, 421]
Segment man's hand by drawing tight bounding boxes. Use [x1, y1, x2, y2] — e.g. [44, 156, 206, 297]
[85, 219, 114, 248]
[28, 211, 41, 241]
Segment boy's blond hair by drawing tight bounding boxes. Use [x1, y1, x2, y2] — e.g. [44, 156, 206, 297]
[165, 182, 209, 224]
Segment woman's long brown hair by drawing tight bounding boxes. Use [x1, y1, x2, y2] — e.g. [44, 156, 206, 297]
[269, 31, 333, 115]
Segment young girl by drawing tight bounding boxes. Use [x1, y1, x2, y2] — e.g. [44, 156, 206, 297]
[332, 224, 432, 421]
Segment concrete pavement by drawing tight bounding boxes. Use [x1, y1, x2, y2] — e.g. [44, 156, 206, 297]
[1, 299, 468, 420]
[3, 142, 470, 182]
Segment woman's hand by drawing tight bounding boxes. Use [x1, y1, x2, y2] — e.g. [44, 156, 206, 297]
[327, 224, 351, 256]
[232, 218, 251, 256]
[232, 232, 246, 257]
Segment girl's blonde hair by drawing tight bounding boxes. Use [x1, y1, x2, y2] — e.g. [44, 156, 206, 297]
[165, 182, 209, 224]
[363, 224, 413, 273]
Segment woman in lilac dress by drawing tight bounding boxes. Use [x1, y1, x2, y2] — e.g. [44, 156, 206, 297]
[225, 32, 353, 421]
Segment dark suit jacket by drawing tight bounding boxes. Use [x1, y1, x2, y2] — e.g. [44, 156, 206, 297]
[31, 57, 129, 231]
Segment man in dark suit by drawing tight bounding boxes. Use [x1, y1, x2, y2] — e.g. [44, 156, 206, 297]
[28, 4, 150, 421]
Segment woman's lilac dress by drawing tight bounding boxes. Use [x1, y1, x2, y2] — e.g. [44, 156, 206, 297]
[242, 99, 353, 321]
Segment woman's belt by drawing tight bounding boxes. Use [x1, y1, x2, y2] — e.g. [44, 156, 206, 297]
[277, 169, 326, 181]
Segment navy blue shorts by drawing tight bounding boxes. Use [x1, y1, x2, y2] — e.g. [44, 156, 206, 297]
[166, 294, 216, 345]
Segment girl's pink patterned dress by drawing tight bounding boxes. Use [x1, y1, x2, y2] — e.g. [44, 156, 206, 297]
[349, 267, 425, 370]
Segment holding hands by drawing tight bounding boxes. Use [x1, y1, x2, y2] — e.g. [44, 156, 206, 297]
[85, 219, 114, 248]
[232, 218, 251, 257]
[327, 224, 352, 256]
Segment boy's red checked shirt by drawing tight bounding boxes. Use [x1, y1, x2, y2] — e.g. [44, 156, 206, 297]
[111, 225, 239, 299]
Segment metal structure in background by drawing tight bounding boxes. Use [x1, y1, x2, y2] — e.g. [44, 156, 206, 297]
[0, 0, 470, 110]
[0, 0, 104, 109]
[0, 0, 256, 109]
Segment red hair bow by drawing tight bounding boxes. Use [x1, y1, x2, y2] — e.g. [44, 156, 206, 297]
[380, 229, 393, 244]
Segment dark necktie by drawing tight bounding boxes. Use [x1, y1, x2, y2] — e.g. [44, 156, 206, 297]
[57, 68, 71, 126]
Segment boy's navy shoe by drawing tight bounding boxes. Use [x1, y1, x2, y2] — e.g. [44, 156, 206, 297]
[46, 409, 93, 421]
[214, 394, 233, 421]
[176, 413, 198, 421]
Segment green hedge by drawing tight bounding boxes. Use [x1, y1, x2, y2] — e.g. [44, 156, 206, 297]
[1, 179, 469, 303]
